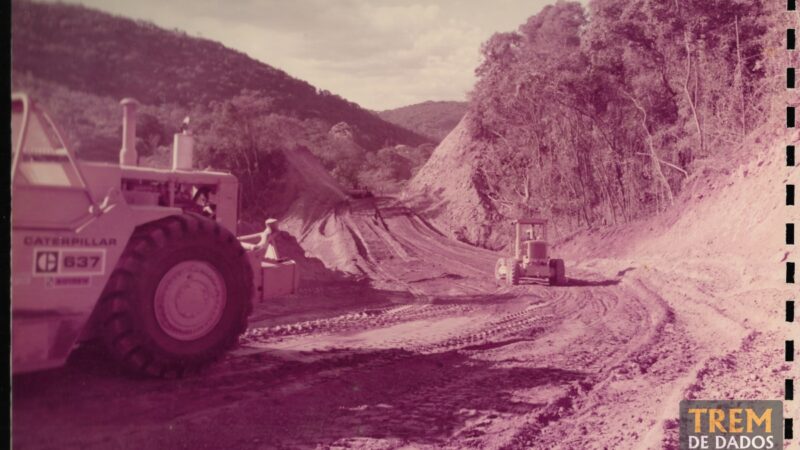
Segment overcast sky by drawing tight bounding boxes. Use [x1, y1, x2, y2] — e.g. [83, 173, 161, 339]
[55, 0, 559, 110]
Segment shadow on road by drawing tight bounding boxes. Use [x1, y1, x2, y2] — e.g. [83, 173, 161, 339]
[561, 277, 620, 287]
[14, 344, 587, 449]
[512, 277, 620, 287]
[431, 292, 517, 305]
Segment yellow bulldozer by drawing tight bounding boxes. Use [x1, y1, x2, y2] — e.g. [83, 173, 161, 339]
[494, 217, 566, 286]
[11, 93, 298, 377]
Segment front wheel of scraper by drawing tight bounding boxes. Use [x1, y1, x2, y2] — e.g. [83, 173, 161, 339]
[98, 213, 253, 377]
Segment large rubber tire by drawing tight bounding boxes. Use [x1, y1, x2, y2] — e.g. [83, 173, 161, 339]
[98, 213, 253, 378]
[507, 260, 520, 286]
[549, 258, 566, 286]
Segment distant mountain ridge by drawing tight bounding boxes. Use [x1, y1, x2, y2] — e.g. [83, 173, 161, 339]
[378, 101, 467, 142]
[11, 0, 431, 152]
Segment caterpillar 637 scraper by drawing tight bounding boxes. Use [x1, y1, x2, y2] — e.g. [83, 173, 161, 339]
[11, 93, 299, 377]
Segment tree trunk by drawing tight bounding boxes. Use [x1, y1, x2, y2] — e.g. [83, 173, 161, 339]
[683, 31, 704, 161]
[734, 16, 747, 136]
[623, 90, 675, 206]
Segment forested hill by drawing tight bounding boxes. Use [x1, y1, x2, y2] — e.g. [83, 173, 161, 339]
[10, 0, 431, 151]
[378, 101, 467, 142]
[406, 0, 784, 248]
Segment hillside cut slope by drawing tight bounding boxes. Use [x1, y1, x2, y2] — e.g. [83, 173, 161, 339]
[560, 127, 794, 283]
[403, 118, 502, 248]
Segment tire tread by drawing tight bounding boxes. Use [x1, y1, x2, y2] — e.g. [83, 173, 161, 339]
[97, 213, 253, 378]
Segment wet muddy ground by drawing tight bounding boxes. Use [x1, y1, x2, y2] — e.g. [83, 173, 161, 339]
[12, 200, 790, 449]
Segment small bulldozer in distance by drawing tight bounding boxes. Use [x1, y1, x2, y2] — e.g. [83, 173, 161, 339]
[495, 217, 566, 286]
[11, 93, 299, 377]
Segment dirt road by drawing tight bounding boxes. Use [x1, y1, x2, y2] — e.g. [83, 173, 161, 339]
[12, 198, 790, 449]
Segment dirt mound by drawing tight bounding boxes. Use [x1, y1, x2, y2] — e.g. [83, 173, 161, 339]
[273, 143, 489, 280]
[262, 146, 362, 279]
[403, 118, 502, 248]
[277, 146, 348, 229]
[273, 146, 431, 279]
[559, 126, 795, 282]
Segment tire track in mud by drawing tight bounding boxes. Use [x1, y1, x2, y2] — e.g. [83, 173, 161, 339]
[504, 279, 680, 449]
[242, 303, 478, 343]
[227, 278, 652, 448]
[15, 273, 660, 450]
[14, 197, 723, 450]
[235, 200, 684, 448]
[417, 280, 666, 449]
[241, 274, 652, 379]
[242, 302, 551, 351]
[505, 264, 751, 450]
[341, 208, 440, 300]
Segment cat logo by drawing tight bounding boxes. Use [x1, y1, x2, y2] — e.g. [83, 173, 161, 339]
[35, 251, 59, 273]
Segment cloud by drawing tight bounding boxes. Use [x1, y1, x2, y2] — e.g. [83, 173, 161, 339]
[359, 3, 441, 31]
[52, 0, 560, 109]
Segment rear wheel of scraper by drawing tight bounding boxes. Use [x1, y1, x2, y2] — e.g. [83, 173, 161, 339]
[549, 258, 566, 286]
[494, 258, 506, 281]
[507, 260, 520, 286]
[98, 213, 253, 378]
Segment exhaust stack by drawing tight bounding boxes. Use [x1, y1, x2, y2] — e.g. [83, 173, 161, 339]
[172, 118, 194, 171]
[119, 98, 140, 166]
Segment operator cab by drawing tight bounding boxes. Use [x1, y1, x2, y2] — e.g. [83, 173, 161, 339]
[516, 218, 549, 263]
[119, 175, 225, 220]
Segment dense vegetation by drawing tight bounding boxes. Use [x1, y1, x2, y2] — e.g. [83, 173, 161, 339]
[13, 0, 790, 232]
[378, 101, 467, 142]
[11, 0, 435, 218]
[466, 0, 785, 229]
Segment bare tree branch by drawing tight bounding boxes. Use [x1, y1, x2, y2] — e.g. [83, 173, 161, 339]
[634, 153, 688, 176]
[621, 89, 675, 205]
